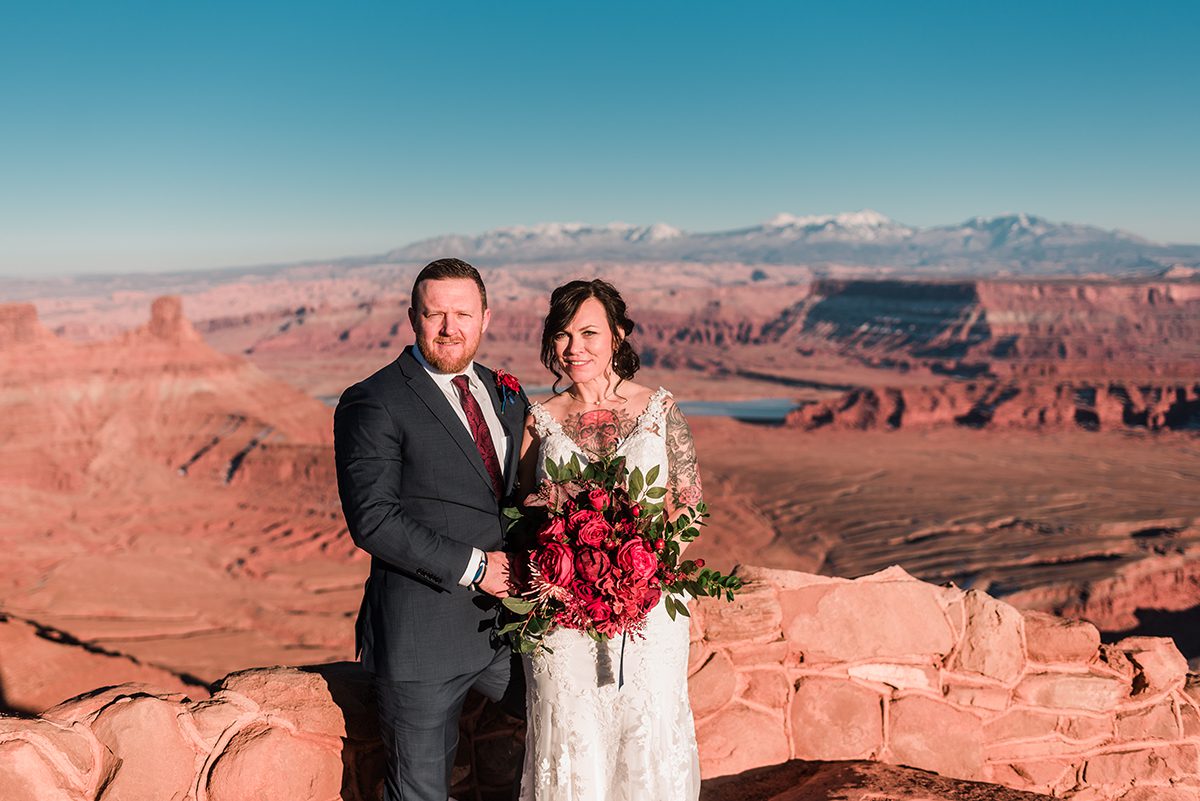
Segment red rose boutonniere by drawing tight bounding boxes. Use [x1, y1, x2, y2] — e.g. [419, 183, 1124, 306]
[495, 369, 522, 411]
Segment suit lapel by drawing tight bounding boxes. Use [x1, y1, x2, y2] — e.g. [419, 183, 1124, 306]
[398, 348, 494, 494]
[475, 363, 520, 495]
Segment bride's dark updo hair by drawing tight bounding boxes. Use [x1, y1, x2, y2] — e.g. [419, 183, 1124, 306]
[541, 279, 640, 391]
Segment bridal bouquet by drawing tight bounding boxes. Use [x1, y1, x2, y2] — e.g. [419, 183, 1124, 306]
[499, 454, 742, 654]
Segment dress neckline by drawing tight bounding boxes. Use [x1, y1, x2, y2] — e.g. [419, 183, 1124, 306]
[533, 387, 669, 458]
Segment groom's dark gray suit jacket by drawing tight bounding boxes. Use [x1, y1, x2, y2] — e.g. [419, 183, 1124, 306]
[334, 346, 529, 681]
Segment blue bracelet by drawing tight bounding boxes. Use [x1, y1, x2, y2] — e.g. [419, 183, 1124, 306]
[472, 557, 487, 586]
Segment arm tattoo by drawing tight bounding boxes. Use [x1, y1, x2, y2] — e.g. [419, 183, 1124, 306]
[664, 401, 703, 509]
[561, 408, 638, 458]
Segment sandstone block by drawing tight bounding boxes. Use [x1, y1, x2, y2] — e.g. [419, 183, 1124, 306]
[987, 758, 1075, 795]
[1014, 672, 1128, 712]
[1116, 699, 1180, 741]
[740, 669, 790, 710]
[847, 662, 938, 691]
[725, 639, 788, 668]
[42, 684, 188, 725]
[698, 582, 782, 645]
[790, 676, 883, 760]
[984, 709, 1059, 742]
[695, 703, 788, 779]
[1118, 787, 1199, 801]
[1083, 744, 1200, 786]
[687, 639, 710, 676]
[90, 695, 197, 801]
[1057, 713, 1113, 742]
[783, 581, 954, 663]
[1095, 644, 1136, 681]
[0, 739, 86, 801]
[688, 651, 737, 719]
[187, 698, 249, 749]
[950, 590, 1026, 684]
[1023, 611, 1100, 664]
[0, 718, 99, 781]
[216, 665, 355, 739]
[1118, 637, 1189, 697]
[888, 694, 985, 780]
[1180, 698, 1200, 737]
[205, 722, 343, 801]
[942, 683, 1011, 711]
[987, 737, 1089, 761]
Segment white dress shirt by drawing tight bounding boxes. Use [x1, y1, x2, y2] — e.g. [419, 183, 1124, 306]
[412, 346, 508, 587]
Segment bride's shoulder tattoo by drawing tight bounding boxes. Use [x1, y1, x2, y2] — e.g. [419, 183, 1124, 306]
[664, 401, 703, 508]
[561, 408, 638, 457]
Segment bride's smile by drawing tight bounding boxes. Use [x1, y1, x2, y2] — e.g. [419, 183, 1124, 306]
[553, 296, 623, 403]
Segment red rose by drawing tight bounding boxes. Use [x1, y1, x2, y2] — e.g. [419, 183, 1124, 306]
[572, 579, 601, 604]
[588, 487, 610, 511]
[574, 548, 615, 589]
[583, 596, 613, 625]
[637, 584, 662, 614]
[536, 542, 575, 587]
[537, 515, 568, 544]
[570, 509, 613, 548]
[616, 538, 658, 582]
[495, 369, 521, 393]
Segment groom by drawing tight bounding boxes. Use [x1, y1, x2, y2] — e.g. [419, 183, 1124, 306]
[334, 258, 528, 801]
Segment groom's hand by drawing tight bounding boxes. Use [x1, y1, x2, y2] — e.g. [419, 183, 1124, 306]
[478, 550, 512, 598]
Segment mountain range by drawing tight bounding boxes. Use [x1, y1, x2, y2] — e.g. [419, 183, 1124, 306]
[386, 211, 1200, 277]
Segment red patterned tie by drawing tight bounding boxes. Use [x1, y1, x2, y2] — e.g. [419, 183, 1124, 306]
[452, 375, 504, 498]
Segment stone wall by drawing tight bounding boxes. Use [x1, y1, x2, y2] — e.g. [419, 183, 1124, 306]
[3, 566, 1198, 801]
[689, 565, 1200, 801]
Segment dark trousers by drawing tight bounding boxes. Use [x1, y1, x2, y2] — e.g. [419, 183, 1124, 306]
[374, 647, 518, 801]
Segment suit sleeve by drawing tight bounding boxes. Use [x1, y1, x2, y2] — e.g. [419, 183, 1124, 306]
[334, 384, 474, 587]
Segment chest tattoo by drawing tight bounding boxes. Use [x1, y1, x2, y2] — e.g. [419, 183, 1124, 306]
[560, 408, 639, 457]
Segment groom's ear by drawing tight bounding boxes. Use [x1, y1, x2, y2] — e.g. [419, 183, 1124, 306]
[481, 306, 492, 334]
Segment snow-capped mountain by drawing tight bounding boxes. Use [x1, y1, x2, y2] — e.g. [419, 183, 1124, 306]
[387, 221, 682, 262]
[383, 212, 1199, 277]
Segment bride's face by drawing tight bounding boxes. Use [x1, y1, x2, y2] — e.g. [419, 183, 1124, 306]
[554, 297, 618, 384]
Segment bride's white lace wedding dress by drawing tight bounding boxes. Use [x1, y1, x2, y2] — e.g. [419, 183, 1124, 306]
[519, 388, 700, 801]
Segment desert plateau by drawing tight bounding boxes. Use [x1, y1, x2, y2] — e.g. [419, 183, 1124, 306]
[2, 223, 1199, 799]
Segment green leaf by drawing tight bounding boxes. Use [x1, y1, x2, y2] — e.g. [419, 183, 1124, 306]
[664, 596, 678, 621]
[501, 597, 535, 615]
[502, 506, 523, 520]
[645, 464, 660, 486]
[673, 600, 691, 617]
[644, 486, 667, 499]
[628, 467, 644, 500]
[544, 458, 560, 482]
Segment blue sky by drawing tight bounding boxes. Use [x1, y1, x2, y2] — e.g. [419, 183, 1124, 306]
[2, 1, 1198, 276]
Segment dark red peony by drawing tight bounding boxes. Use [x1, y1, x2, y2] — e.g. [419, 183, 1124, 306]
[574, 548, 615, 590]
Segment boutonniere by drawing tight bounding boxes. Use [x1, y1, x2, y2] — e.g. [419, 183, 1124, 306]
[495, 369, 522, 411]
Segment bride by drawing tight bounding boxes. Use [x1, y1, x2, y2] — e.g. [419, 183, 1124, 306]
[515, 279, 702, 801]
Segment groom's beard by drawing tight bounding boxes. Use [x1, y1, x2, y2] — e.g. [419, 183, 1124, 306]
[418, 336, 477, 374]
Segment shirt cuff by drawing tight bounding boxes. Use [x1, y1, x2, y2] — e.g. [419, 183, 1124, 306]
[457, 547, 485, 587]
